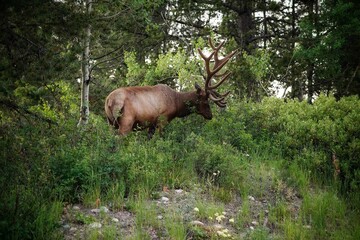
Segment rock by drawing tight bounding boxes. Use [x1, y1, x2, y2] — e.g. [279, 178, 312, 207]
[157, 215, 163, 220]
[91, 208, 100, 213]
[212, 224, 224, 230]
[69, 227, 77, 232]
[89, 222, 102, 228]
[251, 221, 259, 226]
[112, 218, 119, 223]
[100, 206, 109, 213]
[63, 224, 70, 230]
[161, 196, 169, 202]
[248, 196, 255, 201]
[175, 189, 183, 194]
[190, 220, 205, 226]
[73, 206, 80, 211]
[91, 206, 109, 213]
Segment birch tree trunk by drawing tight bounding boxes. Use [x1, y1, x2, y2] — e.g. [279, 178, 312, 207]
[78, 0, 92, 127]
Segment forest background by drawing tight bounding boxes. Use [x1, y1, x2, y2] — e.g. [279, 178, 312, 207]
[0, 0, 359, 239]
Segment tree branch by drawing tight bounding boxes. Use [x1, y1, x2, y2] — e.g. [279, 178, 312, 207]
[0, 99, 57, 125]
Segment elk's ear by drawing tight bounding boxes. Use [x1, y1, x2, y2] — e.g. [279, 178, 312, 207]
[195, 82, 202, 94]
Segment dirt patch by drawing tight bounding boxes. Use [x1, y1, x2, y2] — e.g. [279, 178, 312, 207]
[60, 184, 302, 239]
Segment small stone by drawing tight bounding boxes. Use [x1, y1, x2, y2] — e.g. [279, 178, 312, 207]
[91, 208, 100, 213]
[251, 221, 259, 226]
[157, 215, 163, 220]
[250, 226, 254, 230]
[112, 218, 119, 223]
[100, 206, 109, 213]
[161, 196, 169, 202]
[73, 206, 80, 210]
[190, 220, 205, 226]
[89, 222, 102, 228]
[175, 189, 183, 194]
[69, 227, 77, 232]
[63, 224, 70, 230]
[248, 196, 255, 201]
[212, 224, 223, 230]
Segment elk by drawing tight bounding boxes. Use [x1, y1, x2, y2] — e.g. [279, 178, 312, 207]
[105, 38, 237, 138]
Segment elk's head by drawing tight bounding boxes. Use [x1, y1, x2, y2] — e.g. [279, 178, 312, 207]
[194, 82, 212, 119]
[194, 38, 237, 119]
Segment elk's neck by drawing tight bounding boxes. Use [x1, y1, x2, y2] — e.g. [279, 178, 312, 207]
[175, 91, 197, 118]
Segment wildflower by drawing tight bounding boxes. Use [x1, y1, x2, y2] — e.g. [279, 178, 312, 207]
[229, 218, 235, 223]
[193, 207, 199, 212]
[216, 214, 226, 222]
[209, 216, 213, 220]
[217, 228, 232, 238]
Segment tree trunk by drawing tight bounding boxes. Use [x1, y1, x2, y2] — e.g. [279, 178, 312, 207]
[307, 63, 314, 103]
[263, 0, 267, 49]
[78, 0, 92, 127]
[306, 0, 318, 104]
[237, 6, 254, 52]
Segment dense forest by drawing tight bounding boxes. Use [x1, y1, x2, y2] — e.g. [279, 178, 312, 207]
[1, 0, 359, 239]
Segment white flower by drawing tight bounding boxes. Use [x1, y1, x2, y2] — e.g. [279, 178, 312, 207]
[216, 214, 226, 222]
[193, 207, 199, 212]
[217, 229, 232, 238]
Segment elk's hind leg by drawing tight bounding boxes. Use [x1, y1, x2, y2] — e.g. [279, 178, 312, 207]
[118, 116, 135, 136]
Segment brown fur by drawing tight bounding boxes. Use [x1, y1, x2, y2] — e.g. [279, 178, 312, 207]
[105, 84, 212, 138]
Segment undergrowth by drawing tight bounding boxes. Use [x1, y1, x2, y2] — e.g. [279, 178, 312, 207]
[0, 95, 359, 239]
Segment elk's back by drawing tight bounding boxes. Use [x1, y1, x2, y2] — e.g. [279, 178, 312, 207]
[105, 84, 177, 126]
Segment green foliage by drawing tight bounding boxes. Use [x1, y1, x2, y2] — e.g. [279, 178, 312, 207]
[301, 191, 346, 238]
[243, 50, 271, 83]
[238, 95, 360, 192]
[1, 76, 360, 240]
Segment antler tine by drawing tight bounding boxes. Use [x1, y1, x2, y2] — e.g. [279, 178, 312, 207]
[209, 94, 227, 108]
[209, 38, 225, 51]
[209, 90, 230, 102]
[197, 48, 215, 87]
[198, 38, 236, 107]
[207, 71, 232, 90]
[207, 49, 238, 90]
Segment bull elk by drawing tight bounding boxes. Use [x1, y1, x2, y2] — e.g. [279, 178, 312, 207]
[105, 38, 237, 138]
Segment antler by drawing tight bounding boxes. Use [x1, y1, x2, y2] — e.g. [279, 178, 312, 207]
[197, 38, 237, 107]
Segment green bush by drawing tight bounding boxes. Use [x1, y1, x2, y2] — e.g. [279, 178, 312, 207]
[235, 95, 360, 192]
